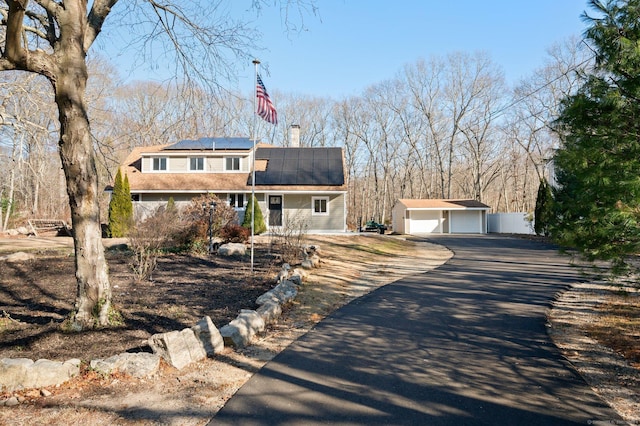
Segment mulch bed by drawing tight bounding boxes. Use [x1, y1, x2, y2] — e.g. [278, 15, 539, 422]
[0, 245, 280, 362]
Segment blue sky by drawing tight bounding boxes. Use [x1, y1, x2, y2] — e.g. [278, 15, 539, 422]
[111, 1, 591, 99]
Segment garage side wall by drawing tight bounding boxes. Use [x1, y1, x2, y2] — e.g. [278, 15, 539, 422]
[391, 203, 406, 234]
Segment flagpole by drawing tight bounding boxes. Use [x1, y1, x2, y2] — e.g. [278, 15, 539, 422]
[251, 59, 259, 274]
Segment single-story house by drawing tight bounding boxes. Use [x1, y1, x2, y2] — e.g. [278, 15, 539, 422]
[391, 199, 491, 234]
[115, 135, 347, 233]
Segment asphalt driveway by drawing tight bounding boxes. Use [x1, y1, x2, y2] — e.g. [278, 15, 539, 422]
[212, 235, 622, 425]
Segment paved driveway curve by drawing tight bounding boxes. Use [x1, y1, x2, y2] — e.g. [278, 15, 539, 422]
[212, 235, 622, 425]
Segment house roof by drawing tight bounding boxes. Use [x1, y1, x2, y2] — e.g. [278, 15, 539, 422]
[396, 199, 491, 210]
[254, 147, 345, 186]
[119, 144, 347, 193]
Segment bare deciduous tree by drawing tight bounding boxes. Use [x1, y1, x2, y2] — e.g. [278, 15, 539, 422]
[0, 0, 315, 329]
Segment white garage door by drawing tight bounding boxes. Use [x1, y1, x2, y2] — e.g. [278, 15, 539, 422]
[450, 210, 481, 233]
[409, 210, 441, 233]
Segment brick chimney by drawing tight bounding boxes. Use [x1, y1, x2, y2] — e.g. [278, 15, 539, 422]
[289, 124, 300, 147]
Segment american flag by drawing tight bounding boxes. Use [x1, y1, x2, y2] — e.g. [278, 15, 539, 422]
[256, 74, 278, 125]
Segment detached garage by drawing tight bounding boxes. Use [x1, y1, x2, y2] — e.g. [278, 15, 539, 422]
[392, 199, 491, 235]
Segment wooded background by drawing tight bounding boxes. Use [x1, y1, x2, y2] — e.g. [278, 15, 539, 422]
[0, 37, 592, 231]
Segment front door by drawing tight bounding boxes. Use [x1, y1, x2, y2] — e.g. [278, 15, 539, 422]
[268, 195, 283, 227]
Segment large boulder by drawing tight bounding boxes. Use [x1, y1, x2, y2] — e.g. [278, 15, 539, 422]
[220, 310, 265, 348]
[0, 358, 32, 391]
[256, 279, 298, 306]
[256, 300, 282, 325]
[218, 243, 246, 257]
[90, 353, 160, 378]
[0, 358, 80, 391]
[148, 328, 207, 370]
[191, 316, 224, 356]
[290, 268, 309, 284]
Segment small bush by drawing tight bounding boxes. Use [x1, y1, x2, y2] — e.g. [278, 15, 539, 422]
[220, 224, 250, 243]
[242, 195, 267, 235]
[177, 194, 239, 251]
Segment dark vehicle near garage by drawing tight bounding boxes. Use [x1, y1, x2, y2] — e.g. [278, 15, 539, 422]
[359, 217, 387, 234]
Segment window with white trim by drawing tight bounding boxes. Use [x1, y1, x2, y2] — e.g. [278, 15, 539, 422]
[225, 157, 241, 171]
[312, 196, 329, 215]
[152, 157, 167, 171]
[229, 193, 245, 208]
[189, 157, 204, 171]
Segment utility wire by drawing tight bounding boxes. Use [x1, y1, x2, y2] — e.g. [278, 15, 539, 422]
[490, 54, 595, 123]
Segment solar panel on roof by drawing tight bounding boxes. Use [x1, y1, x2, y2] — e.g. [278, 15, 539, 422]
[257, 149, 273, 159]
[281, 170, 297, 185]
[269, 158, 285, 171]
[298, 158, 313, 172]
[253, 147, 344, 186]
[315, 149, 328, 158]
[299, 150, 314, 159]
[284, 150, 299, 160]
[164, 137, 254, 151]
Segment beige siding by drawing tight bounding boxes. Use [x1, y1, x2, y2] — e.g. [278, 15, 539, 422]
[173, 157, 187, 171]
[209, 157, 224, 172]
[140, 154, 250, 173]
[282, 193, 345, 232]
[391, 202, 406, 234]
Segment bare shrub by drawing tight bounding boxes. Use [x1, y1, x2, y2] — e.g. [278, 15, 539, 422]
[269, 211, 309, 264]
[128, 204, 181, 281]
[128, 195, 241, 280]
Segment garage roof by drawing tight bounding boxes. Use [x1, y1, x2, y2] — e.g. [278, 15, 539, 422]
[396, 199, 491, 210]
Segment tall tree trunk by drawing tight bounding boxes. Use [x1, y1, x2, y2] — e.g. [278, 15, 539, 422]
[3, 138, 19, 231]
[55, 44, 111, 329]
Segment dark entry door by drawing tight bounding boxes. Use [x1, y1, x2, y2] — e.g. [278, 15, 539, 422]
[268, 195, 282, 227]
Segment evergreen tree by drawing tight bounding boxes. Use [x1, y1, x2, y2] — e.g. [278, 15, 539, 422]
[552, 0, 640, 270]
[534, 178, 553, 237]
[108, 169, 133, 237]
[242, 195, 267, 235]
[123, 173, 133, 228]
[166, 197, 176, 213]
[108, 169, 123, 237]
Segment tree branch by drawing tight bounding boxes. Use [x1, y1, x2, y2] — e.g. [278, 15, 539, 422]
[85, 0, 118, 51]
[32, 0, 62, 17]
[5, 0, 28, 63]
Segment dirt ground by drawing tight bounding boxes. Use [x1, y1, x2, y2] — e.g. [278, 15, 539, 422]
[548, 279, 640, 423]
[0, 234, 639, 425]
[0, 234, 453, 425]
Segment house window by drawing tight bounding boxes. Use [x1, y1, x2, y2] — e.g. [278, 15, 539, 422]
[152, 157, 167, 171]
[229, 193, 245, 208]
[312, 196, 329, 216]
[189, 157, 204, 171]
[225, 157, 241, 171]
